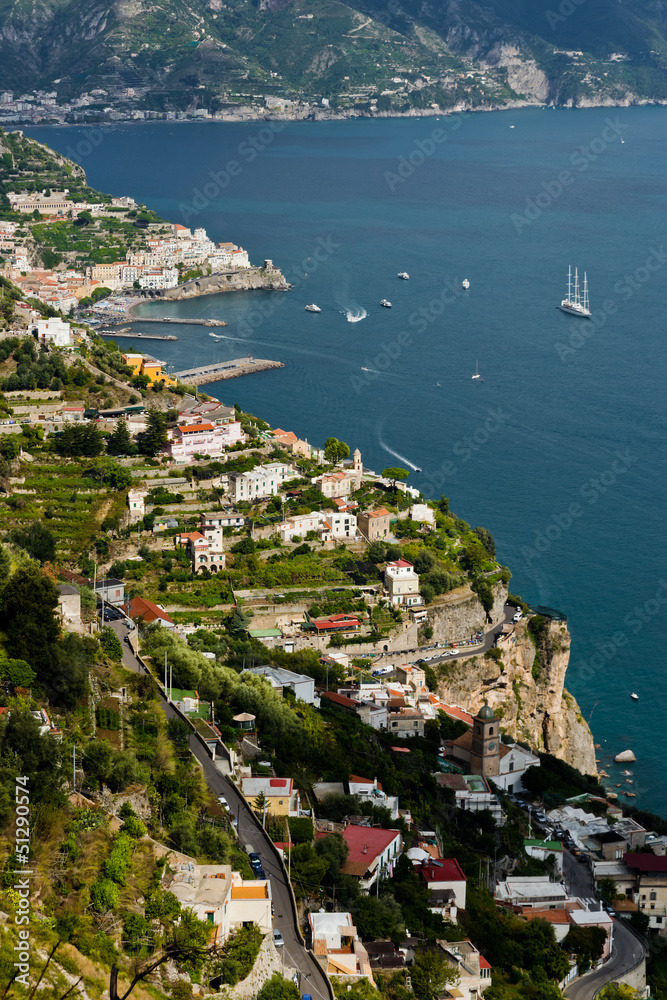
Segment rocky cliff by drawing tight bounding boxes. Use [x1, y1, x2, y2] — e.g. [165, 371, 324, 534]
[435, 618, 597, 776]
[142, 267, 290, 302]
[428, 581, 508, 643]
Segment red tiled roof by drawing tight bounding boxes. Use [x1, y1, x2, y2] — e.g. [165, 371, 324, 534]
[322, 691, 358, 709]
[177, 422, 215, 434]
[387, 559, 414, 569]
[127, 596, 174, 625]
[342, 825, 401, 866]
[366, 507, 390, 518]
[436, 703, 474, 726]
[419, 859, 466, 883]
[349, 775, 384, 791]
[523, 909, 570, 924]
[624, 853, 667, 873]
[180, 531, 206, 542]
[270, 778, 288, 787]
[479, 957, 492, 969]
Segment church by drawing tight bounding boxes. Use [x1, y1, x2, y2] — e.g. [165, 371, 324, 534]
[443, 702, 540, 793]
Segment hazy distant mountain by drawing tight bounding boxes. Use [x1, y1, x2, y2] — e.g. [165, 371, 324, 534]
[1, 0, 666, 111]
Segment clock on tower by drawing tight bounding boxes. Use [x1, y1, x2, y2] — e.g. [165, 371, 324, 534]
[470, 701, 500, 778]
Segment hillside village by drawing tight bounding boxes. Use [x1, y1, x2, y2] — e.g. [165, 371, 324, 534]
[1, 130, 667, 1000]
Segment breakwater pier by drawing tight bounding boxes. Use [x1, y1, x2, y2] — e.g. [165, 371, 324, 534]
[172, 357, 284, 385]
[116, 317, 228, 327]
[99, 330, 178, 342]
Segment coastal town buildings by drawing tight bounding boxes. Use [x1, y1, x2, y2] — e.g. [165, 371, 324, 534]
[279, 510, 357, 542]
[309, 911, 375, 983]
[122, 353, 176, 388]
[164, 861, 271, 947]
[384, 559, 422, 607]
[440, 940, 492, 1000]
[35, 317, 72, 348]
[348, 775, 400, 820]
[340, 825, 403, 889]
[245, 664, 316, 704]
[226, 463, 297, 502]
[239, 776, 300, 817]
[444, 703, 540, 791]
[358, 507, 392, 541]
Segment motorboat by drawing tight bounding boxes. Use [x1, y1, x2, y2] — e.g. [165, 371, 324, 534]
[397, 272, 410, 280]
[305, 304, 321, 313]
[380, 299, 392, 308]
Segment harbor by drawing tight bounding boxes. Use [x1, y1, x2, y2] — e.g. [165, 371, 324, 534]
[171, 357, 285, 385]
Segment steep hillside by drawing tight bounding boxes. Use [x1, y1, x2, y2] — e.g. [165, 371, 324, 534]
[2, 0, 667, 111]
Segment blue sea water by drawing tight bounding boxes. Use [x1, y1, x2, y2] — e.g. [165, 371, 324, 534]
[26, 108, 667, 812]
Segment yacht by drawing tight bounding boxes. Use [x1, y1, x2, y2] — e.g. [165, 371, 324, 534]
[560, 266, 590, 317]
[305, 304, 321, 313]
[631, 692, 639, 701]
[471, 360, 483, 381]
[462, 278, 470, 290]
[380, 299, 392, 308]
[398, 272, 410, 280]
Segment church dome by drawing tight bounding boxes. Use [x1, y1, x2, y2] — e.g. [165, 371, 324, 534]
[477, 702, 496, 721]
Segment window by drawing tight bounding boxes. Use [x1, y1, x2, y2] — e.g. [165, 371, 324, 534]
[651, 892, 657, 900]
[279, 800, 284, 805]
[509, 761, 514, 772]
[206, 912, 215, 923]
[658, 917, 664, 925]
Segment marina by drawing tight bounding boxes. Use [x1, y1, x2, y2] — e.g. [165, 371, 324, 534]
[171, 356, 285, 385]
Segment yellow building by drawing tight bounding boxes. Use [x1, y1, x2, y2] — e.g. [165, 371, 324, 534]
[122, 353, 177, 387]
[239, 776, 300, 817]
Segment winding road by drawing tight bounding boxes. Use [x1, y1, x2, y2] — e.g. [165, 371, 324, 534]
[111, 620, 332, 1000]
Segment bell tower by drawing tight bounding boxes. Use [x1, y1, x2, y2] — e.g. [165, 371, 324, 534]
[470, 702, 500, 778]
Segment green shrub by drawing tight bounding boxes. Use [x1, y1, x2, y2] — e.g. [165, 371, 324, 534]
[90, 877, 120, 912]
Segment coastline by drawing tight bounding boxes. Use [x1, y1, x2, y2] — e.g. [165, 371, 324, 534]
[16, 95, 667, 131]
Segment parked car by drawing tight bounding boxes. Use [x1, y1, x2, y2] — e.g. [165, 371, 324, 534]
[273, 930, 284, 948]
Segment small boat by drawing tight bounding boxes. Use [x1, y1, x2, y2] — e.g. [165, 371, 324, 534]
[414, 467, 422, 472]
[631, 692, 639, 701]
[462, 278, 470, 290]
[380, 299, 392, 308]
[472, 360, 483, 381]
[560, 266, 591, 318]
[397, 272, 410, 280]
[305, 303, 321, 313]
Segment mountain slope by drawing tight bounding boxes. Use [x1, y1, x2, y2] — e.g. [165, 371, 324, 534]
[1, 0, 667, 109]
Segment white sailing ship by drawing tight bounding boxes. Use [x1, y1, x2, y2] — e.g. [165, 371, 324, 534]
[560, 266, 590, 318]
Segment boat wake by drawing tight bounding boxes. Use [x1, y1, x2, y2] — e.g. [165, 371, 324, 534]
[209, 333, 226, 339]
[377, 420, 420, 472]
[344, 307, 367, 323]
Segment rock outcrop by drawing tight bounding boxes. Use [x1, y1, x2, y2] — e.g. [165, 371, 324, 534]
[143, 266, 290, 302]
[435, 618, 597, 776]
[428, 581, 508, 643]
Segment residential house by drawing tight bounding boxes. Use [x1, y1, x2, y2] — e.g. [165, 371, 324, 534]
[35, 317, 72, 348]
[309, 911, 374, 984]
[494, 875, 569, 909]
[358, 508, 392, 541]
[177, 522, 226, 574]
[304, 613, 361, 636]
[435, 773, 504, 825]
[94, 578, 125, 607]
[524, 839, 564, 877]
[623, 853, 667, 930]
[170, 689, 201, 714]
[340, 824, 403, 890]
[245, 665, 316, 704]
[126, 596, 175, 627]
[127, 488, 148, 523]
[410, 504, 436, 527]
[418, 859, 467, 909]
[384, 559, 422, 607]
[279, 510, 357, 542]
[439, 940, 492, 1000]
[316, 449, 363, 498]
[57, 584, 81, 627]
[348, 775, 399, 820]
[240, 776, 300, 817]
[322, 692, 388, 730]
[388, 707, 424, 738]
[227, 463, 297, 502]
[122, 353, 176, 388]
[164, 862, 271, 947]
[272, 428, 312, 459]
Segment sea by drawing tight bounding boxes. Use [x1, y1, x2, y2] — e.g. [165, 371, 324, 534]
[25, 106, 667, 814]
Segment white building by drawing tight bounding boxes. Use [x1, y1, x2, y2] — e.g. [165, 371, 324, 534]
[165, 862, 271, 947]
[494, 875, 569, 909]
[411, 503, 436, 526]
[279, 510, 357, 542]
[139, 267, 179, 290]
[348, 775, 399, 820]
[227, 463, 297, 502]
[35, 317, 71, 348]
[166, 420, 244, 462]
[384, 559, 422, 607]
[245, 664, 316, 705]
[309, 912, 374, 983]
[127, 488, 147, 523]
[441, 940, 492, 1000]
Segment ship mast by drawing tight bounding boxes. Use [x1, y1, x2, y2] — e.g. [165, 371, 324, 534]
[567, 265, 572, 303]
[574, 267, 580, 307]
[583, 272, 589, 312]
